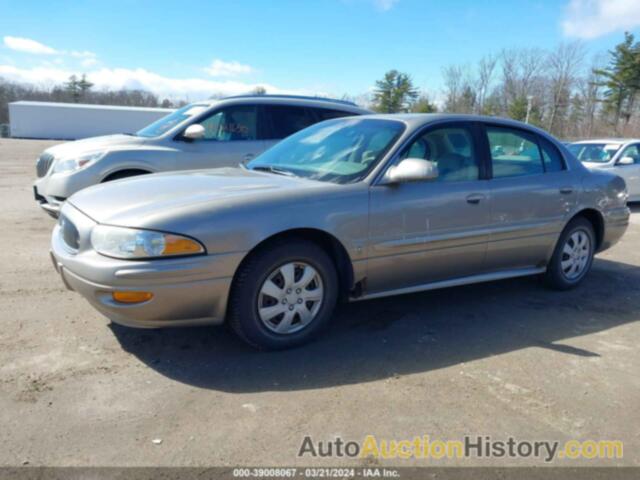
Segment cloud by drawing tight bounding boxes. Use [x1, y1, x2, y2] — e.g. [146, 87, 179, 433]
[3, 36, 58, 55]
[70, 50, 99, 67]
[0, 64, 307, 100]
[70, 50, 97, 59]
[340, 0, 399, 12]
[204, 59, 253, 77]
[3, 36, 99, 65]
[81, 57, 98, 68]
[562, 0, 640, 39]
[373, 0, 399, 11]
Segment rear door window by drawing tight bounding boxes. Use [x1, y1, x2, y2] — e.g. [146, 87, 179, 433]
[487, 126, 544, 178]
[263, 105, 317, 139]
[540, 137, 565, 172]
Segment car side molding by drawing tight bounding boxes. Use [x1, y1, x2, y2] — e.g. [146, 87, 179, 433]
[353, 267, 547, 301]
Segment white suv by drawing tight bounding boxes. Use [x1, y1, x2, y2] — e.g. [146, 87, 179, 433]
[33, 95, 369, 217]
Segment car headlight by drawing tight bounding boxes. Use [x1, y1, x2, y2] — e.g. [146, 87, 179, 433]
[53, 151, 106, 174]
[91, 225, 205, 259]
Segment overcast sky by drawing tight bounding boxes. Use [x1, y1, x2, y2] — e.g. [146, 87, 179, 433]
[1, 0, 640, 101]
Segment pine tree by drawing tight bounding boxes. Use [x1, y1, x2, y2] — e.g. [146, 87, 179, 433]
[64, 75, 81, 103]
[77, 74, 94, 98]
[594, 32, 640, 133]
[372, 70, 418, 113]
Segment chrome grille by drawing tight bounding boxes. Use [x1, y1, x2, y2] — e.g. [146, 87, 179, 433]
[36, 152, 54, 177]
[59, 215, 80, 250]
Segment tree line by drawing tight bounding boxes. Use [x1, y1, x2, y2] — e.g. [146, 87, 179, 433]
[0, 74, 188, 126]
[371, 33, 640, 139]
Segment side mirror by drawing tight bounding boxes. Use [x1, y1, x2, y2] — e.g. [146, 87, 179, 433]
[618, 156, 635, 166]
[183, 124, 205, 141]
[382, 158, 439, 184]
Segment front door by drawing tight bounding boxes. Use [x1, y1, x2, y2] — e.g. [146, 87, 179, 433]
[366, 123, 491, 294]
[175, 104, 268, 169]
[615, 143, 640, 200]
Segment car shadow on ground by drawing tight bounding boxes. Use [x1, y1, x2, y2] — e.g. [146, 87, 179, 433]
[110, 257, 640, 393]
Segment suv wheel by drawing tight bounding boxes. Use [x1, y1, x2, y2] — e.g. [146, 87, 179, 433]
[228, 240, 338, 349]
[544, 217, 595, 290]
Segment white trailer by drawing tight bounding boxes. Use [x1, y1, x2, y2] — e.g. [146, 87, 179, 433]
[8, 101, 174, 140]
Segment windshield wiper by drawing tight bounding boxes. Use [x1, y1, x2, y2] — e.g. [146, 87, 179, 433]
[251, 166, 296, 177]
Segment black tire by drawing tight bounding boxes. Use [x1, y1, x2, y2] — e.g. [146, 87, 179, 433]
[544, 217, 595, 290]
[228, 239, 339, 350]
[102, 170, 149, 182]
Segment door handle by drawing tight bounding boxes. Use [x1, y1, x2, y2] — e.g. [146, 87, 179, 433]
[559, 187, 574, 195]
[466, 193, 485, 204]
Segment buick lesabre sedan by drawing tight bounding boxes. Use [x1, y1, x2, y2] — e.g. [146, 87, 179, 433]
[50, 114, 630, 349]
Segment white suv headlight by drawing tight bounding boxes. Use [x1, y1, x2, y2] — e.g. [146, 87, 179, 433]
[53, 151, 106, 174]
[91, 225, 205, 259]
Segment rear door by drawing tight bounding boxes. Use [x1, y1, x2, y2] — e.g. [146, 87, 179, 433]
[174, 104, 268, 168]
[482, 124, 577, 271]
[367, 122, 491, 293]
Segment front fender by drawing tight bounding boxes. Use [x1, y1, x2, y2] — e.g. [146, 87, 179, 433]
[95, 148, 177, 181]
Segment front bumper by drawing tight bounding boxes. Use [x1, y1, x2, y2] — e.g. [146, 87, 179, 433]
[34, 186, 63, 218]
[51, 204, 243, 328]
[33, 167, 100, 218]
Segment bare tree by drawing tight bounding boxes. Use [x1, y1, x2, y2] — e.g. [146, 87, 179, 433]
[546, 41, 585, 136]
[442, 65, 478, 113]
[577, 60, 603, 138]
[476, 55, 497, 114]
[500, 48, 546, 118]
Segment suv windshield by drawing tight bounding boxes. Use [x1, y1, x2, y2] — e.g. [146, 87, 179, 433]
[136, 103, 210, 138]
[568, 143, 621, 164]
[247, 118, 405, 184]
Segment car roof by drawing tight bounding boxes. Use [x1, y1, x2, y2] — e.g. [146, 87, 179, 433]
[198, 94, 371, 114]
[351, 113, 560, 137]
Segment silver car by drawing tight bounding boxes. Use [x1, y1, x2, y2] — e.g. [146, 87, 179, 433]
[568, 138, 640, 201]
[33, 95, 369, 217]
[50, 114, 630, 349]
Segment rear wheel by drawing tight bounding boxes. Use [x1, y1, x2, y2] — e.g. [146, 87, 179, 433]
[228, 240, 338, 349]
[544, 217, 595, 290]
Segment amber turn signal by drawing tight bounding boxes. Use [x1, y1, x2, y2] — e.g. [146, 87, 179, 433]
[112, 291, 153, 304]
[163, 236, 204, 255]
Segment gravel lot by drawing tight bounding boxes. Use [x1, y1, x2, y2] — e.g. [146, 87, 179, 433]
[0, 138, 638, 467]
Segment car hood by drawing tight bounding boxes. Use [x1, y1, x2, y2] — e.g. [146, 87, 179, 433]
[45, 134, 146, 158]
[68, 167, 329, 227]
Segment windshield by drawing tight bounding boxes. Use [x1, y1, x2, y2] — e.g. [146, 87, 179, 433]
[247, 118, 405, 184]
[136, 103, 209, 138]
[568, 143, 621, 164]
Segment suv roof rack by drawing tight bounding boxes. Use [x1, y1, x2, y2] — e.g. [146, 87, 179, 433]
[224, 94, 358, 107]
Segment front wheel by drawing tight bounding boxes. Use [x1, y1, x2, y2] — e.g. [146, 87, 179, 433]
[228, 240, 338, 349]
[544, 217, 595, 290]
